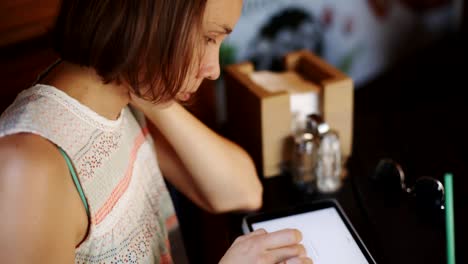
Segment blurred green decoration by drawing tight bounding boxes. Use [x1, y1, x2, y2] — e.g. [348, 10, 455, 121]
[337, 44, 363, 75]
[219, 43, 237, 70]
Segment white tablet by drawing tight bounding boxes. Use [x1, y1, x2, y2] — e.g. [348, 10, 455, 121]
[242, 199, 376, 264]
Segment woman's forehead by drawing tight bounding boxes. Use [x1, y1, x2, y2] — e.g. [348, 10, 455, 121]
[203, 0, 242, 30]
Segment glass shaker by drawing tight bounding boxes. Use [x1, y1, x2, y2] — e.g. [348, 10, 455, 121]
[291, 130, 320, 194]
[317, 129, 342, 193]
[307, 114, 342, 193]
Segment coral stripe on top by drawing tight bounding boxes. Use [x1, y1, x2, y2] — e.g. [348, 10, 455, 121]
[93, 127, 150, 225]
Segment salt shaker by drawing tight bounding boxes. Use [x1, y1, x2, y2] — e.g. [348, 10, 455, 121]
[306, 114, 342, 193]
[316, 128, 342, 193]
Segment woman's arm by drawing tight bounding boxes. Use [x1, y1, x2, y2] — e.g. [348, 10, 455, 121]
[0, 134, 88, 263]
[131, 97, 263, 213]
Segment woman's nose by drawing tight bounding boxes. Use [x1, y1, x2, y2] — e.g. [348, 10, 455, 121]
[199, 53, 221, 80]
[204, 65, 220, 80]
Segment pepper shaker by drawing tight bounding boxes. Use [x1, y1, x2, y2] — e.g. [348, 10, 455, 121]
[291, 128, 320, 194]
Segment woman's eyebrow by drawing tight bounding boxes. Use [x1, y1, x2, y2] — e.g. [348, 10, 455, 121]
[209, 23, 232, 35]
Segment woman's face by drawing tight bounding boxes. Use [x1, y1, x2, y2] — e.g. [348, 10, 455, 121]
[176, 0, 243, 102]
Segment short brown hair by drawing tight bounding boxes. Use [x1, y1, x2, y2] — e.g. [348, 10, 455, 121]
[53, 0, 207, 103]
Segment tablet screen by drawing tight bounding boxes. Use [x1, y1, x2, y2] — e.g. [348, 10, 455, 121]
[251, 207, 369, 264]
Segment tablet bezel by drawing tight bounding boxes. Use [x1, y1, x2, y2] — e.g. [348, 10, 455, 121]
[242, 199, 377, 264]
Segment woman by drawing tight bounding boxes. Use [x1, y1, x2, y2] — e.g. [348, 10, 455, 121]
[0, 0, 312, 263]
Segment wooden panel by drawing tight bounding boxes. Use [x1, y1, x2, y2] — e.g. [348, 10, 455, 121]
[0, 0, 60, 47]
[0, 0, 60, 112]
[0, 41, 58, 113]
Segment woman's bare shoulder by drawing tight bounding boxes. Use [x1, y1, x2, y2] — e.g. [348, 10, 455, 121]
[0, 133, 65, 177]
[0, 133, 85, 262]
[0, 133, 78, 215]
[0, 133, 79, 209]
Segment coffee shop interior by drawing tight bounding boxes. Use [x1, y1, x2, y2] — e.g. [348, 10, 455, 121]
[0, 0, 466, 263]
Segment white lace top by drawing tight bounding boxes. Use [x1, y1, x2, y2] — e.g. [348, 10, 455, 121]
[0, 84, 187, 263]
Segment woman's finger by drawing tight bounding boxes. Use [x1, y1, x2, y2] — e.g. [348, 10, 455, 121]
[233, 228, 267, 244]
[284, 256, 314, 264]
[266, 244, 307, 263]
[248, 228, 268, 236]
[261, 229, 302, 250]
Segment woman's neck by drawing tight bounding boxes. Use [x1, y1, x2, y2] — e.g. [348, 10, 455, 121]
[41, 61, 130, 120]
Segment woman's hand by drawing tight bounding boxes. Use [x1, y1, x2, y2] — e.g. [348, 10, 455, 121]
[128, 91, 174, 112]
[220, 229, 313, 264]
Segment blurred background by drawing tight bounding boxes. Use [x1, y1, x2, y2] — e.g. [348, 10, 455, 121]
[214, 0, 465, 124]
[224, 0, 461, 85]
[0, 0, 465, 114]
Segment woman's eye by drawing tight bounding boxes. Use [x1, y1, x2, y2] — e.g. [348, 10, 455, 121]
[205, 36, 217, 45]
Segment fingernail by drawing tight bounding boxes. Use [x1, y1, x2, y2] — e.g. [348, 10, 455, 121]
[294, 229, 303, 242]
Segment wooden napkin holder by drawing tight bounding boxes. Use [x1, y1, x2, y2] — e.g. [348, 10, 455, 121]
[224, 50, 353, 178]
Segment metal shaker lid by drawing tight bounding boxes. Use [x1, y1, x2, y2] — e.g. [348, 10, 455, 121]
[306, 114, 330, 135]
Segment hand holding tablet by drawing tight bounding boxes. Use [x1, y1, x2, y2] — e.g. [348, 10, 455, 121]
[243, 199, 376, 264]
[219, 228, 313, 264]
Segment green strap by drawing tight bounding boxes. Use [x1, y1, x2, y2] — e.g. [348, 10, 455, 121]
[58, 147, 90, 217]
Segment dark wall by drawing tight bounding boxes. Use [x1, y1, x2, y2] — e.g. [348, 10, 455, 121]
[0, 0, 59, 47]
[463, 0, 467, 38]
